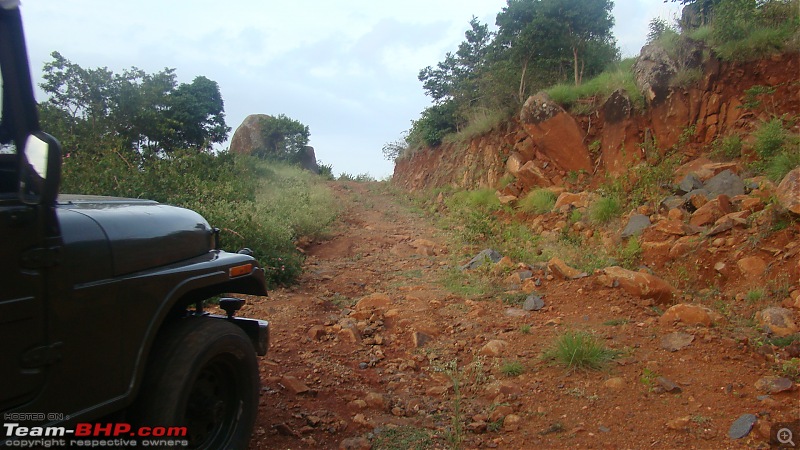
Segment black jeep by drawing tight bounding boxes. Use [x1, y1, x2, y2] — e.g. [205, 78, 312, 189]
[0, 1, 269, 448]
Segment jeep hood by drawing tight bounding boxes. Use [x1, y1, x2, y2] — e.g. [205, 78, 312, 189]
[57, 195, 215, 281]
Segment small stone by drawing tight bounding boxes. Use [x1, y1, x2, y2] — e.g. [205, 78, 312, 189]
[480, 340, 509, 357]
[728, 414, 757, 439]
[656, 377, 682, 393]
[667, 416, 691, 431]
[754, 376, 794, 394]
[364, 392, 386, 410]
[603, 377, 625, 390]
[755, 307, 797, 337]
[523, 294, 545, 311]
[468, 421, 488, 433]
[660, 332, 695, 351]
[659, 304, 721, 327]
[503, 414, 522, 432]
[280, 376, 310, 395]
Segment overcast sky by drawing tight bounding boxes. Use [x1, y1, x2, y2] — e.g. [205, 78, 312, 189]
[20, 0, 680, 178]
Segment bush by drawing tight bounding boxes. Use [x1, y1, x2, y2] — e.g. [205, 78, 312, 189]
[588, 195, 622, 224]
[754, 119, 790, 159]
[541, 330, 617, 371]
[545, 59, 644, 112]
[519, 189, 557, 214]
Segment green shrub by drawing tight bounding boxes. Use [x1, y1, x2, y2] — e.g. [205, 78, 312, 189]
[545, 59, 644, 112]
[711, 134, 743, 160]
[766, 150, 800, 182]
[588, 195, 622, 224]
[754, 119, 790, 159]
[518, 189, 557, 214]
[541, 330, 618, 372]
[500, 360, 525, 377]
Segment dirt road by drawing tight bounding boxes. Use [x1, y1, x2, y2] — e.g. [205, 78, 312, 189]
[243, 182, 798, 449]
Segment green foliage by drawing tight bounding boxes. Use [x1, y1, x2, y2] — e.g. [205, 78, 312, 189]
[541, 330, 618, 371]
[61, 151, 336, 287]
[765, 150, 800, 182]
[518, 189, 557, 214]
[779, 358, 800, 381]
[647, 18, 675, 43]
[253, 114, 310, 163]
[588, 195, 622, 224]
[710, 0, 800, 61]
[545, 59, 644, 112]
[617, 236, 643, 269]
[407, 101, 459, 148]
[754, 118, 790, 159]
[500, 360, 526, 377]
[711, 134, 743, 160]
[372, 426, 433, 450]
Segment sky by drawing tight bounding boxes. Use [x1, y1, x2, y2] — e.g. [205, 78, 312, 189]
[19, 0, 681, 179]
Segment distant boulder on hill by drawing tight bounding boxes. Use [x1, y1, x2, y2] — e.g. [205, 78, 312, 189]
[230, 114, 270, 156]
[229, 114, 319, 173]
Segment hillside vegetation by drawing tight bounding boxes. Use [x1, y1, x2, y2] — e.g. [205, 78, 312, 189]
[386, 0, 800, 157]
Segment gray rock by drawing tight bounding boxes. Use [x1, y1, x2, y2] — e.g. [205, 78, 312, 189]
[704, 170, 745, 198]
[728, 414, 757, 439]
[523, 294, 545, 311]
[755, 376, 794, 394]
[518, 270, 534, 281]
[633, 44, 678, 104]
[621, 214, 652, 238]
[677, 173, 704, 194]
[461, 249, 503, 270]
[660, 332, 695, 352]
[656, 377, 682, 393]
[660, 195, 685, 211]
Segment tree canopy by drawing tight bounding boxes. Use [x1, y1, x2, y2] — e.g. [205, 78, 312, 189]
[39, 51, 230, 159]
[253, 114, 310, 163]
[409, 0, 619, 148]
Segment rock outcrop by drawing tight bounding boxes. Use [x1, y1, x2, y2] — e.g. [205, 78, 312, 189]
[230, 114, 270, 155]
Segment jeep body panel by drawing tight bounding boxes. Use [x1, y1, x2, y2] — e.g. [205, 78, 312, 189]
[0, 1, 270, 432]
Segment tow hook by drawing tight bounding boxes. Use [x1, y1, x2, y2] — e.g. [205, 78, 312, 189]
[219, 297, 246, 319]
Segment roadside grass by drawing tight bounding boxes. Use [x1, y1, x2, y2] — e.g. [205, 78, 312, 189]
[541, 330, 618, 372]
[518, 189, 557, 214]
[372, 426, 434, 450]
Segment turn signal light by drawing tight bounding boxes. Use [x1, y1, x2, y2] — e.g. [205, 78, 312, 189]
[229, 263, 253, 277]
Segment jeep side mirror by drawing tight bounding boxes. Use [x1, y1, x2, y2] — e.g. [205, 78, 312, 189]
[19, 131, 61, 205]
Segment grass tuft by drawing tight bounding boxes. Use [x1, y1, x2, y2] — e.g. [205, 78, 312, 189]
[541, 330, 618, 372]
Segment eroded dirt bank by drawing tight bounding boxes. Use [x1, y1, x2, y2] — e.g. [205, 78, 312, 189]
[240, 181, 797, 450]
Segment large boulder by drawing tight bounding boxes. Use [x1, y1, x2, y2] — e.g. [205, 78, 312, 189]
[519, 92, 592, 172]
[229, 114, 270, 155]
[777, 167, 800, 215]
[632, 44, 677, 104]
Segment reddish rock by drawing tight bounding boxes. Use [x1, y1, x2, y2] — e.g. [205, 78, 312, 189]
[776, 167, 800, 214]
[756, 307, 797, 337]
[355, 293, 391, 311]
[737, 256, 767, 277]
[519, 93, 592, 172]
[516, 161, 551, 188]
[601, 266, 676, 303]
[653, 220, 701, 236]
[479, 339, 508, 357]
[554, 191, 593, 209]
[506, 151, 528, 176]
[548, 257, 587, 280]
[659, 304, 722, 327]
[281, 375, 311, 395]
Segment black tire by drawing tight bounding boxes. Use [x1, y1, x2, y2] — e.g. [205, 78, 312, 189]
[132, 317, 259, 450]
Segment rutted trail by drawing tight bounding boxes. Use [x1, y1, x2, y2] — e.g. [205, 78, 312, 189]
[241, 181, 798, 450]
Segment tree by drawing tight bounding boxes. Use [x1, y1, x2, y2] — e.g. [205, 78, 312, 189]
[39, 52, 230, 158]
[494, 0, 617, 90]
[253, 114, 310, 163]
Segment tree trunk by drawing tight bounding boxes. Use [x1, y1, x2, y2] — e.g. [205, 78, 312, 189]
[519, 59, 529, 104]
[573, 46, 580, 86]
